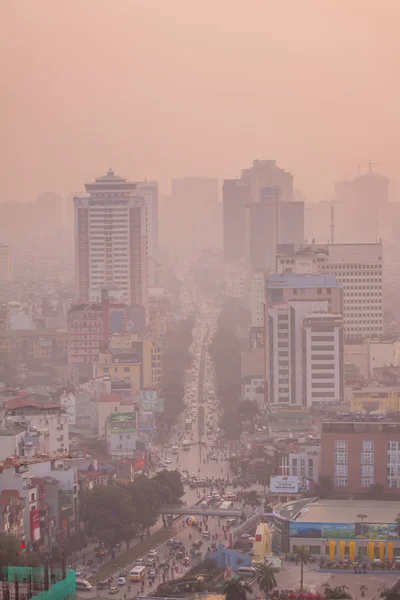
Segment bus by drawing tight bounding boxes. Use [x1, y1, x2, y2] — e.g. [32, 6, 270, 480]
[130, 566, 146, 582]
[219, 500, 233, 511]
[182, 440, 191, 450]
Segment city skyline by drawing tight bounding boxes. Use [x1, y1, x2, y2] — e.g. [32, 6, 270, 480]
[1, 1, 400, 203]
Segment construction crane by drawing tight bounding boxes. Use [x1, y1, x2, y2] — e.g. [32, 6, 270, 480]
[0, 451, 72, 470]
[366, 160, 381, 173]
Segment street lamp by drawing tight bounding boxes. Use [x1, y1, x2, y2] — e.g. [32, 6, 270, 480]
[357, 514, 368, 523]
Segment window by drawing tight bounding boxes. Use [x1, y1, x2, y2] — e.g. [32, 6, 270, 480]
[361, 478, 374, 487]
[334, 440, 348, 451]
[334, 464, 348, 476]
[335, 452, 347, 464]
[361, 465, 374, 477]
[124, 367, 130, 372]
[362, 440, 374, 451]
[335, 477, 348, 487]
[361, 452, 374, 465]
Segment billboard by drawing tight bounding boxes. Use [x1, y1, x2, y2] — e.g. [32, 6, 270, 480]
[140, 390, 158, 402]
[30, 509, 41, 542]
[133, 457, 146, 470]
[109, 412, 136, 433]
[140, 390, 164, 413]
[290, 522, 355, 540]
[355, 523, 399, 540]
[138, 410, 155, 431]
[270, 476, 299, 493]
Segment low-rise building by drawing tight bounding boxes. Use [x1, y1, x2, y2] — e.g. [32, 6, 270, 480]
[0, 490, 24, 541]
[106, 412, 138, 459]
[351, 385, 400, 413]
[5, 397, 69, 454]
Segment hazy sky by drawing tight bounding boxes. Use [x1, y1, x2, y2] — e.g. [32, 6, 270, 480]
[1, 0, 399, 203]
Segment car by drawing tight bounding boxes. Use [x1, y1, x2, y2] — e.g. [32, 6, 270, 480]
[165, 458, 172, 464]
[202, 531, 211, 539]
[97, 580, 111, 590]
[146, 558, 156, 567]
[148, 549, 158, 557]
[109, 587, 119, 594]
[75, 566, 86, 577]
[117, 577, 126, 586]
[148, 569, 157, 579]
[135, 558, 145, 565]
[167, 539, 175, 546]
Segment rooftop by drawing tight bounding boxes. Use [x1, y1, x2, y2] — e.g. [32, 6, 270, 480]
[0, 425, 26, 436]
[267, 274, 342, 289]
[293, 499, 400, 524]
[98, 393, 122, 403]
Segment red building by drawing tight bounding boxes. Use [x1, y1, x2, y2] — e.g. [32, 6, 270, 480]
[320, 417, 400, 496]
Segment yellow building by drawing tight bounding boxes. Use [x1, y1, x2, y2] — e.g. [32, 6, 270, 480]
[95, 333, 154, 394]
[351, 386, 400, 413]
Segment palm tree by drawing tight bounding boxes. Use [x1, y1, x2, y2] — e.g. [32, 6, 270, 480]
[253, 562, 278, 600]
[295, 546, 309, 592]
[379, 585, 400, 600]
[322, 584, 352, 600]
[224, 578, 253, 600]
[360, 585, 368, 597]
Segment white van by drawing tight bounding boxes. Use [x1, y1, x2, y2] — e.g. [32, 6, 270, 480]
[236, 566, 255, 579]
[76, 579, 93, 591]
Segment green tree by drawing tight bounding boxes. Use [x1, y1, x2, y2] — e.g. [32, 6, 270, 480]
[80, 486, 137, 549]
[127, 476, 165, 532]
[224, 578, 252, 600]
[295, 545, 309, 592]
[380, 586, 400, 600]
[152, 469, 184, 504]
[323, 584, 352, 599]
[0, 534, 39, 567]
[253, 562, 277, 599]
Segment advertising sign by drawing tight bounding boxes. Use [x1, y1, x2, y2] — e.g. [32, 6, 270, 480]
[290, 522, 356, 540]
[109, 412, 136, 433]
[30, 509, 41, 542]
[270, 476, 299, 493]
[355, 523, 399, 540]
[133, 457, 146, 470]
[140, 390, 157, 402]
[138, 410, 154, 431]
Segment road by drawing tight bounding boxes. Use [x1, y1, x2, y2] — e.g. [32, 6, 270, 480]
[81, 297, 235, 598]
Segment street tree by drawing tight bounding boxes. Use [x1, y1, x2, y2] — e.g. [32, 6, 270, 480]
[224, 578, 252, 600]
[253, 562, 277, 599]
[80, 485, 137, 549]
[295, 545, 309, 592]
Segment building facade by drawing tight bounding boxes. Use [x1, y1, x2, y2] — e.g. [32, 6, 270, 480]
[321, 418, 400, 495]
[302, 313, 344, 406]
[74, 169, 148, 307]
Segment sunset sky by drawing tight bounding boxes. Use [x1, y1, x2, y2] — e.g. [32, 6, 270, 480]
[1, 0, 399, 202]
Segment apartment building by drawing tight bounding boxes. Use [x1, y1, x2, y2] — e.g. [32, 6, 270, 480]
[250, 270, 265, 328]
[277, 243, 383, 338]
[74, 169, 148, 307]
[302, 313, 344, 406]
[321, 417, 400, 495]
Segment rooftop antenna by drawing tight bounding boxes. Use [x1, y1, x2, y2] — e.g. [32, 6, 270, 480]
[330, 206, 335, 244]
[365, 160, 381, 173]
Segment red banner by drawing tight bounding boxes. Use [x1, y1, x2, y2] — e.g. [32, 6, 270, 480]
[30, 509, 41, 542]
[133, 457, 145, 470]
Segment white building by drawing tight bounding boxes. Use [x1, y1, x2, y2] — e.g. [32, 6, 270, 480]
[250, 270, 265, 328]
[302, 313, 344, 406]
[281, 443, 321, 483]
[74, 169, 148, 307]
[268, 300, 343, 407]
[106, 412, 138, 459]
[277, 243, 383, 339]
[136, 181, 158, 260]
[5, 398, 69, 454]
[59, 392, 76, 425]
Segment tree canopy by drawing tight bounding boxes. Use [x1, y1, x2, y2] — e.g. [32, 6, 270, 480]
[253, 562, 277, 599]
[0, 534, 39, 567]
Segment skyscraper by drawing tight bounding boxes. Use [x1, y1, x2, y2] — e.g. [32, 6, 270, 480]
[223, 179, 251, 262]
[74, 169, 148, 308]
[241, 159, 293, 202]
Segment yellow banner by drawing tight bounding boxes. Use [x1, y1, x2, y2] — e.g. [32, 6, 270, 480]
[388, 542, 394, 563]
[329, 540, 336, 562]
[368, 541, 375, 562]
[349, 541, 356, 562]
[339, 540, 346, 562]
[379, 542, 385, 563]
